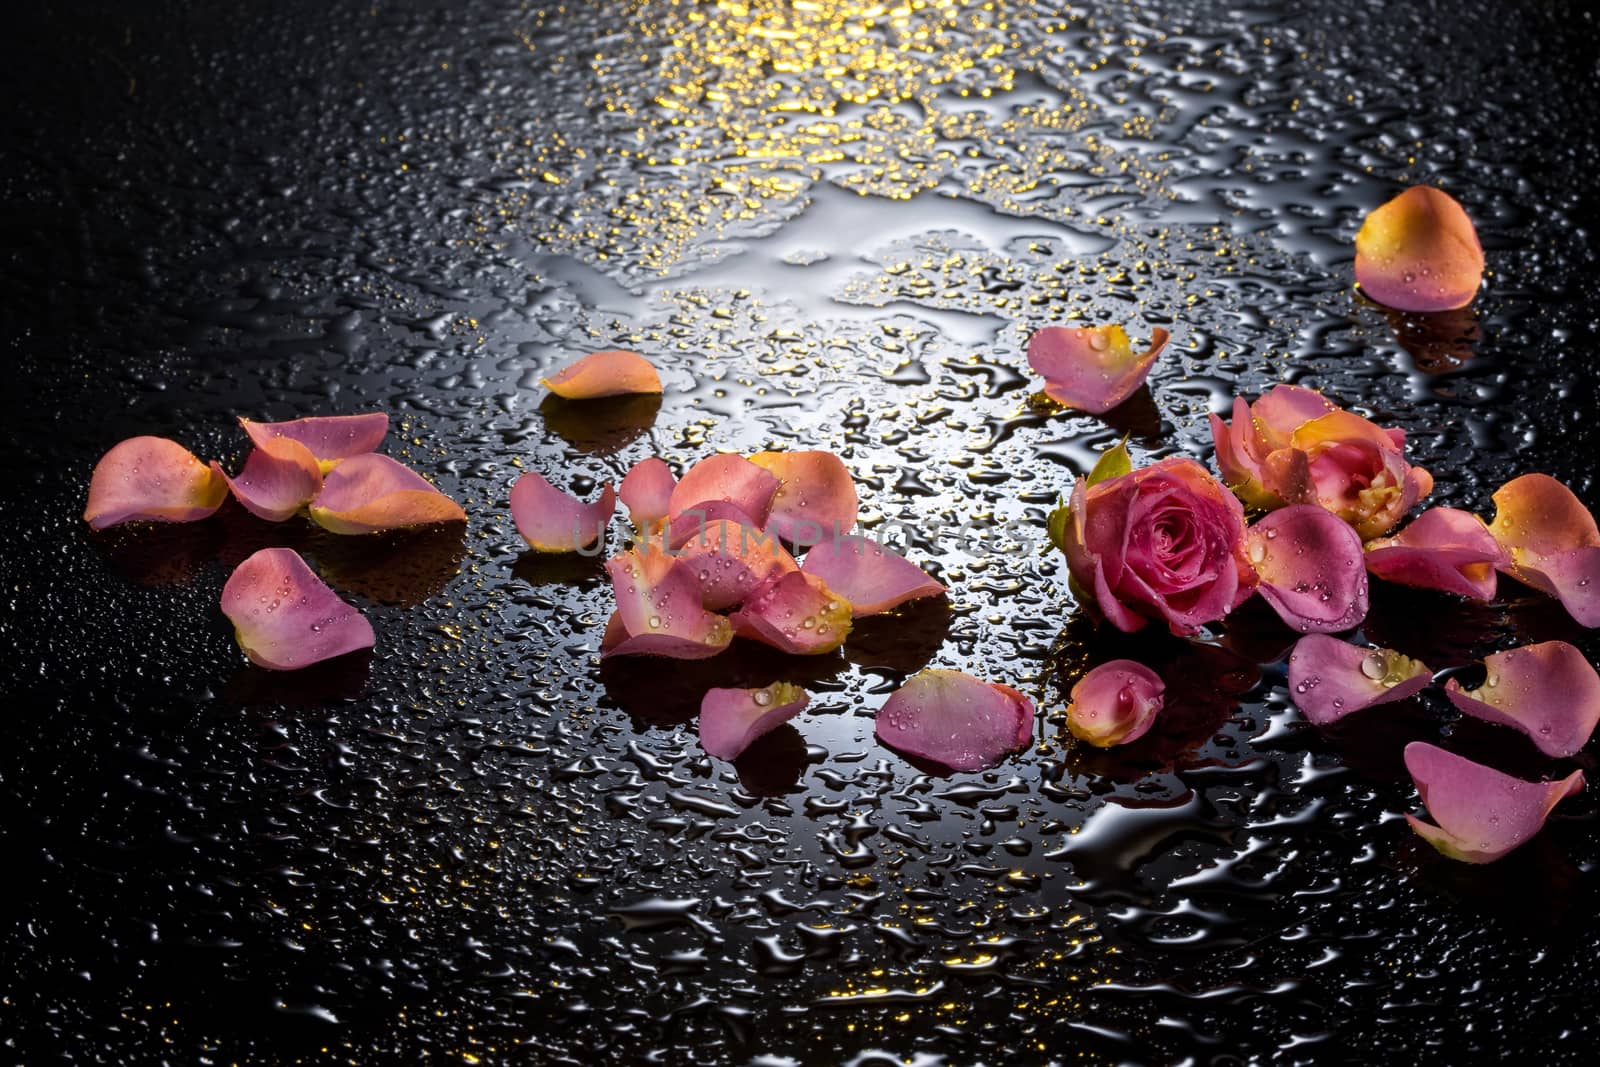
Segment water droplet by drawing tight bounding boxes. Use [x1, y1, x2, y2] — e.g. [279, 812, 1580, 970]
[1360, 652, 1386, 680]
[753, 689, 772, 707]
[648, 614, 662, 629]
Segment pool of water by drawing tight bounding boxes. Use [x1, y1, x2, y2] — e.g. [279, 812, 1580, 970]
[3, 0, 1599, 1061]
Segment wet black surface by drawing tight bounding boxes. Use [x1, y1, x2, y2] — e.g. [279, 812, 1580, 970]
[4, 0, 1600, 1061]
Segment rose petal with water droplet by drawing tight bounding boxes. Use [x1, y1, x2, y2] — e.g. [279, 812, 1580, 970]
[1066, 660, 1165, 747]
[221, 437, 323, 522]
[509, 469, 616, 553]
[1364, 506, 1503, 601]
[541, 350, 662, 399]
[667, 454, 781, 529]
[220, 547, 374, 670]
[1355, 185, 1484, 312]
[308, 453, 466, 534]
[671, 519, 798, 610]
[874, 668, 1034, 772]
[1488, 473, 1600, 627]
[619, 457, 676, 532]
[1026, 325, 1169, 414]
[799, 535, 945, 616]
[603, 551, 733, 660]
[728, 571, 852, 655]
[1287, 634, 1431, 725]
[1248, 505, 1369, 633]
[239, 413, 388, 470]
[84, 436, 229, 530]
[699, 682, 809, 761]
[748, 450, 859, 548]
[1444, 641, 1600, 759]
[1404, 741, 1582, 864]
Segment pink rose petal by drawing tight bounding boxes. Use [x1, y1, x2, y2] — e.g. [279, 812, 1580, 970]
[1488, 473, 1600, 627]
[667, 454, 781, 529]
[221, 437, 323, 523]
[663, 501, 766, 549]
[541, 350, 662, 399]
[672, 519, 798, 610]
[699, 682, 810, 761]
[748, 450, 860, 548]
[800, 535, 945, 616]
[1247, 505, 1369, 633]
[239, 413, 388, 469]
[307, 453, 467, 535]
[728, 571, 852, 655]
[84, 436, 229, 530]
[1364, 506, 1502, 601]
[1404, 741, 1582, 864]
[219, 547, 375, 671]
[509, 469, 617, 553]
[1356, 186, 1485, 313]
[1026, 325, 1170, 414]
[1252, 385, 1338, 448]
[619, 457, 676, 532]
[1287, 634, 1432, 725]
[603, 551, 733, 660]
[874, 668, 1035, 772]
[1443, 641, 1600, 759]
[1066, 660, 1165, 747]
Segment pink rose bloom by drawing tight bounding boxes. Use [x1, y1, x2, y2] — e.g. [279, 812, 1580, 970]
[1210, 385, 1432, 540]
[1061, 457, 1256, 635]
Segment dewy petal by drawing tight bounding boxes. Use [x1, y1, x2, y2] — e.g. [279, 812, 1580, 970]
[1364, 506, 1502, 601]
[748, 450, 860, 548]
[1209, 396, 1276, 508]
[667, 454, 781, 529]
[673, 519, 798, 610]
[219, 547, 375, 671]
[1444, 641, 1600, 759]
[1488, 473, 1600, 626]
[619, 457, 676, 531]
[221, 437, 323, 523]
[1287, 634, 1431, 725]
[541, 350, 662, 400]
[1404, 742, 1582, 864]
[1355, 186, 1485, 313]
[239, 413, 388, 469]
[84, 436, 228, 530]
[307, 453, 467, 535]
[800, 535, 945, 616]
[699, 682, 809, 761]
[1247, 505, 1369, 634]
[1252, 385, 1338, 447]
[1066, 660, 1165, 747]
[874, 668, 1034, 772]
[603, 552, 733, 660]
[1026, 325, 1170, 414]
[509, 469, 616, 553]
[728, 571, 852, 655]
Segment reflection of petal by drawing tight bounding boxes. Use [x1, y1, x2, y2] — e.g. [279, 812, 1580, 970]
[841, 596, 952, 674]
[1443, 641, 1600, 759]
[92, 520, 221, 587]
[538, 393, 662, 456]
[222, 652, 372, 706]
[1404, 742, 1581, 864]
[312, 524, 467, 607]
[1383, 304, 1480, 376]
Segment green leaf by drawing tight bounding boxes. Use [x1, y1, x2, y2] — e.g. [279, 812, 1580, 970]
[1046, 498, 1072, 554]
[1086, 435, 1132, 487]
